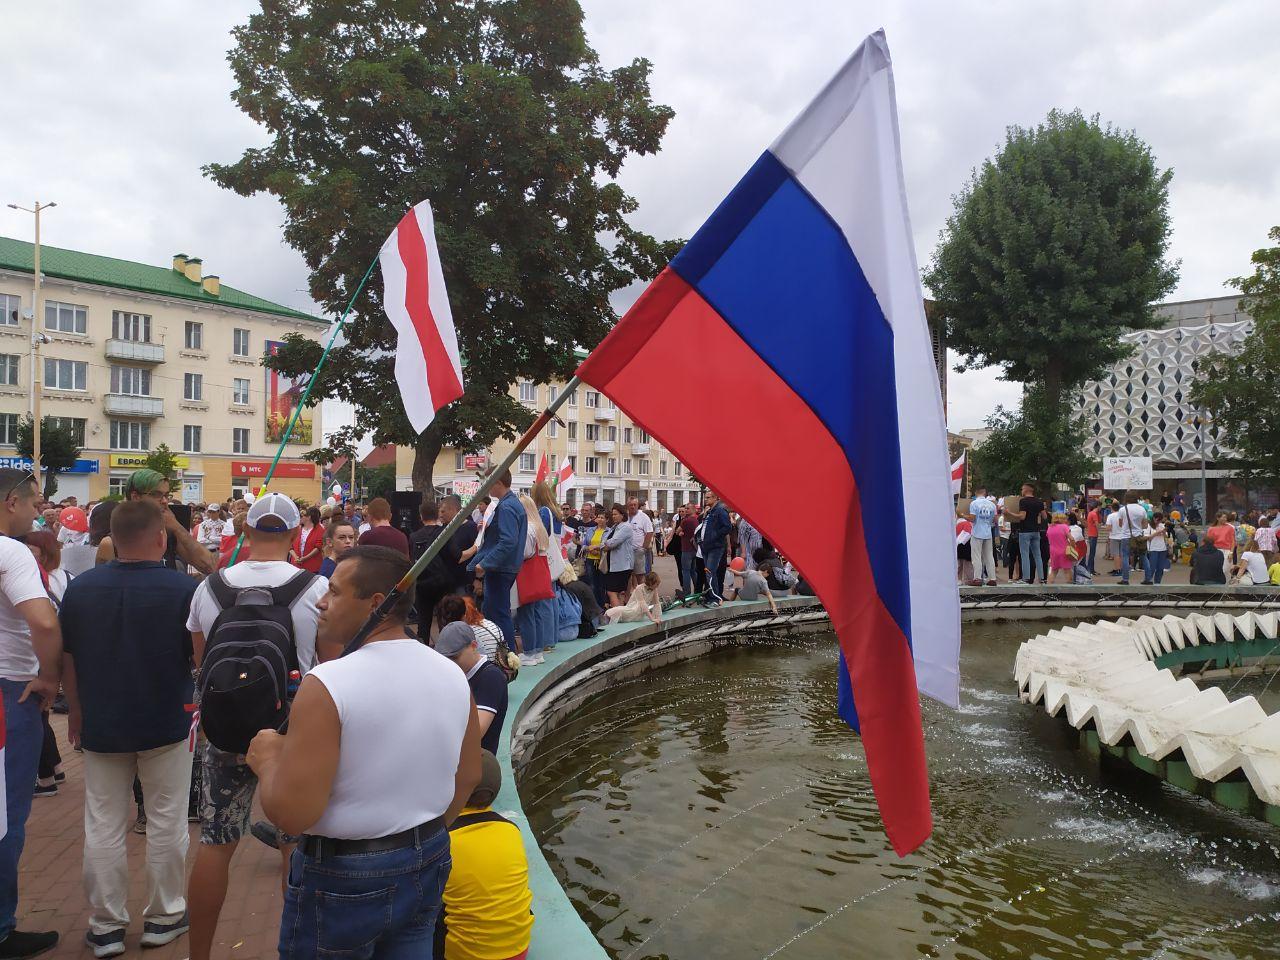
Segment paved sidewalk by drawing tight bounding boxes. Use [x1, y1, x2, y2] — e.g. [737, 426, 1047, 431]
[20, 715, 285, 959]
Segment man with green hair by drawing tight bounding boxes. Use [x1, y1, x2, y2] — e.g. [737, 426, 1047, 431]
[124, 470, 214, 576]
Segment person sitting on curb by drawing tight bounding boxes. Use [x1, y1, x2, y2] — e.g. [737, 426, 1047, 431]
[727, 560, 780, 615]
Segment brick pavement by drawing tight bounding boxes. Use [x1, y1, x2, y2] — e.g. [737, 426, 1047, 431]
[21, 715, 285, 959]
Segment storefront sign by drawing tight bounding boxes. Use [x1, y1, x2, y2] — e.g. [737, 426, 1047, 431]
[1103, 456, 1153, 490]
[0, 456, 99, 474]
[109, 454, 189, 470]
[231, 460, 316, 479]
[463, 454, 487, 471]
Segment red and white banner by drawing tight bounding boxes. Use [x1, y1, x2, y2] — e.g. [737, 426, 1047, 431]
[380, 200, 465, 433]
[535, 453, 550, 485]
[950, 452, 965, 496]
[555, 461, 575, 494]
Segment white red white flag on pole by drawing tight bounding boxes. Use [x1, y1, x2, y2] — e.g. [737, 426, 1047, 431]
[554, 461, 575, 494]
[950, 451, 965, 496]
[379, 200, 465, 433]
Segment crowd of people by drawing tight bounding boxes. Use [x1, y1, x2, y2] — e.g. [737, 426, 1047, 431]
[956, 484, 1280, 588]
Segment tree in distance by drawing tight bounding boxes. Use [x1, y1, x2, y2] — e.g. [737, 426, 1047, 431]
[205, 0, 680, 491]
[926, 108, 1178, 486]
[16, 416, 81, 499]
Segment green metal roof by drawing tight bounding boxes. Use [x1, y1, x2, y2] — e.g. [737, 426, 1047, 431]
[0, 236, 325, 324]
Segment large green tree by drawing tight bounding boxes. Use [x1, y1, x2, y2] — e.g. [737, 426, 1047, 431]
[1189, 226, 1280, 484]
[926, 109, 1178, 481]
[206, 0, 678, 490]
[970, 388, 1094, 495]
[16, 416, 81, 499]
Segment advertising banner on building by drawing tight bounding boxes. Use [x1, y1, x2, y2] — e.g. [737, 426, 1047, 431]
[231, 460, 316, 480]
[462, 454, 487, 471]
[108, 454, 189, 470]
[265, 340, 313, 445]
[1103, 456, 1153, 490]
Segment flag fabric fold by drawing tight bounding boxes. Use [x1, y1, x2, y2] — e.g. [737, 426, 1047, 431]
[951, 452, 966, 496]
[535, 453, 550, 486]
[574, 30, 959, 856]
[379, 200, 465, 433]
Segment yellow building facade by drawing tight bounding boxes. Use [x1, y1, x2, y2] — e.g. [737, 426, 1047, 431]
[0, 238, 326, 504]
[396, 379, 701, 512]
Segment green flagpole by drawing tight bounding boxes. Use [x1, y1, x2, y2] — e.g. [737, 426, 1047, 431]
[228, 252, 381, 564]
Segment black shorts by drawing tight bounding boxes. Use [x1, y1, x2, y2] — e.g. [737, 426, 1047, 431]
[604, 570, 631, 594]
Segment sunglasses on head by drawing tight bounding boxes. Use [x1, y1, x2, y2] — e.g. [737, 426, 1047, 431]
[3, 472, 36, 502]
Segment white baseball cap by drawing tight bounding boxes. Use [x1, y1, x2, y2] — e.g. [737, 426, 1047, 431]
[245, 492, 301, 532]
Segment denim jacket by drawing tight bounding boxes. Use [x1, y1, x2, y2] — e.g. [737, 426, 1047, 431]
[702, 504, 732, 552]
[469, 491, 528, 575]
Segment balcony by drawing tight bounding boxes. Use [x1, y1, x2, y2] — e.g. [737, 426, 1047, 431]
[593, 407, 615, 421]
[631, 442, 650, 455]
[593, 440, 616, 454]
[105, 339, 165, 364]
[103, 393, 163, 418]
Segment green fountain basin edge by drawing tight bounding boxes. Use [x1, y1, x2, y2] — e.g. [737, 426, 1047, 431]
[1152, 637, 1280, 673]
[491, 595, 825, 960]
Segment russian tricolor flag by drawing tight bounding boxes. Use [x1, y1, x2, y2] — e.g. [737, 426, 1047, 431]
[577, 31, 960, 856]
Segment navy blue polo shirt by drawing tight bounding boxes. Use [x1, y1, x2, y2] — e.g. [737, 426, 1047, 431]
[60, 561, 197, 753]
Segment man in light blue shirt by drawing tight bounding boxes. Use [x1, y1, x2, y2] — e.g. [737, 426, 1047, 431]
[968, 487, 998, 585]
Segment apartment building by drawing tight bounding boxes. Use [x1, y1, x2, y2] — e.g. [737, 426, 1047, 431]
[0, 237, 326, 503]
[396, 379, 702, 512]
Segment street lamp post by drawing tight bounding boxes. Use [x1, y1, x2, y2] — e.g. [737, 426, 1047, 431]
[7, 200, 56, 491]
[1185, 409, 1212, 521]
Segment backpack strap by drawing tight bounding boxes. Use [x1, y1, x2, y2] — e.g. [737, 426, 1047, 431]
[207, 570, 241, 612]
[448, 810, 512, 832]
[269, 570, 318, 609]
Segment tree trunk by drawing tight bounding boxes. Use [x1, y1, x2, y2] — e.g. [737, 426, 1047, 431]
[411, 427, 444, 494]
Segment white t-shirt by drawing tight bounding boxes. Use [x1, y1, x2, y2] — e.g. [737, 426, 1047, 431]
[1147, 522, 1167, 552]
[1241, 551, 1270, 585]
[1105, 504, 1145, 541]
[186, 560, 328, 674]
[630, 510, 654, 549]
[307, 638, 471, 839]
[0, 536, 50, 681]
[1069, 524, 1085, 543]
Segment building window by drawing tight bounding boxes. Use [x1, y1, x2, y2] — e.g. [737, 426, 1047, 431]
[112, 311, 151, 342]
[548, 419, 558, 438]
[585, 390, 599, 408]
[233, 378, 250, 405]
[232, 428, 249, 454]
[47, 417, 86, 446]
[232, 328, 251, 357]
[518, 453, 536, 472]
[183, 425, 202, 453]
[607, 426, 617, 442]
[184, 372, 203, 401]
[454, 451, 465, 471]
[659, 460, 668, 477]
[624, 427, 633, 443]
[0, 293, 20, 326]
[518, 380, 537, 403]
[567, 388, 578, 407]
[44, 358, 87, 391]
[45, 300, 87, 335]
[606, 398, 616, 409]
[607, 458, 617, 475]
[110, 420, 150, 450]
[674, 462, 683, 477]
[567, 455, 577, 471]
[638, 460, 650, 476]
[110, 365, 151, 396]
[0, 413, 17, 445]
[585, 456, 599, 474]
[623, 458, 632, 475]
[108, 476, 129, 498]
[0, 354, 17, 386]
[585, 423, 599, 441]
[548, 454, 558, 471]
[185, 321, 203, 350]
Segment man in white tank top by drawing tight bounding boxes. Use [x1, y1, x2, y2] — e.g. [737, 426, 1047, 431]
[247, 545, 482, 958]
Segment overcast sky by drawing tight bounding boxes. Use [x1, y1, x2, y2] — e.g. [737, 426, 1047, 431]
[3, 1, 1278, 446]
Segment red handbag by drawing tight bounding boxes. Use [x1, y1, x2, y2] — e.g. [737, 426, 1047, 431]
[516, 553, 554, 604]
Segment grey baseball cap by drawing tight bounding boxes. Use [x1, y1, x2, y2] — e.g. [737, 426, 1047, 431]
[436, 621, 477, 658]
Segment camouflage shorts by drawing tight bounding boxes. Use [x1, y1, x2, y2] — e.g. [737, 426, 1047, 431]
[199, 743, 299, 846]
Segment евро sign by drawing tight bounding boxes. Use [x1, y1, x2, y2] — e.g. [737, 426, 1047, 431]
[1103, 456, 1153, 491]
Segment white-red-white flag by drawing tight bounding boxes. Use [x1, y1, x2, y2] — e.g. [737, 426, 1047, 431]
[950, 451, 965, 496]
[379, 200, 464, 433]
[555, 460, 575, 494]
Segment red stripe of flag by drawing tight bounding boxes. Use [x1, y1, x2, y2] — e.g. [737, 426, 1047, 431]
[396, 211, 464, 411]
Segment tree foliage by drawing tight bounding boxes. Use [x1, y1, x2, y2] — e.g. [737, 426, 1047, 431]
[16, 416, 81, 499]
[925, 109, 1178, 412]
[1189, 226, 1280, 484]
[206, 0, 679, 490]
[145, 443, 181, 480]
[970, 388, 1095, 494]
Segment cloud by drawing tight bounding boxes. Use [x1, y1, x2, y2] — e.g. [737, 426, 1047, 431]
[3, 0, 1278, 439]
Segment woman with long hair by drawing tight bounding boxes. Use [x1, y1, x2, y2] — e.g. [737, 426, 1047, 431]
[291, 505, 325, 573]
[600, 502, 635, 608]
[515, 493, 557, 665]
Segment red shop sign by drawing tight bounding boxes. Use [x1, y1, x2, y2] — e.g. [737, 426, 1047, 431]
[232, 460, 316, 479]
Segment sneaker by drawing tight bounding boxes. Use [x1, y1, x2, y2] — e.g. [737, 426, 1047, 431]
[133, 808, 147, 835]
[534, 652, 545, 664]
[250, 820, 281, 850]
[518, 653, 538, 667]
[1140, 580, 1153, 585]
[32, 783, 57, 799]
[83, 930, 124, 959]
[140, 912, 189, 948]
[0, 930, 59, 958]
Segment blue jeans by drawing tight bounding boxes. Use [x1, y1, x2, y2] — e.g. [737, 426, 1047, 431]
[1144, 550, 1169, 583]
[1017, 532, 1043, 584]
[704, 546, 726, 602]
[279, 828, 451, 959]
[481, 570, 517, 652]
[683, 551, 702, 595]
[0, 679, 43, 939]
[1117, 541, 1131, 583]
[516, 596, 556, 656]
[1086, 536, 1098, 573]
[584, 560, 608, 611]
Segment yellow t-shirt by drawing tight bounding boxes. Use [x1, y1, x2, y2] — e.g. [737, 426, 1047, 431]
[585, 527, 606, 562]
[442, 807, 534, 960]
[1269, 563, 1280, 586]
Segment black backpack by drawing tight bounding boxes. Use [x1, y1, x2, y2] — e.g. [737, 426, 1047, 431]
[197, 570, 316, 754]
